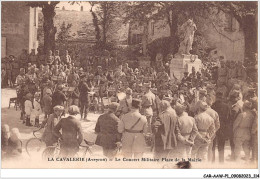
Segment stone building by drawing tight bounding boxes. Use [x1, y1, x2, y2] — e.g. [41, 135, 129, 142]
[1, 1, 39, 58]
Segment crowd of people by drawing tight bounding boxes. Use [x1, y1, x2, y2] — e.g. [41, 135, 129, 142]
[1, 48, 258, 165]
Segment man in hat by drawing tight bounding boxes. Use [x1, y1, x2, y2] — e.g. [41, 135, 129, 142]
[52, 85, 67, 109]
[118, 99, 148, 158]
[78, 74, 91, 120]
[54, 105, 83, 157]
[10, 55, 20, 86]
[211, 91, 230, 163]
[226, 90, 243, 161]
[205, 96, 220, 162]
[153, 100, 178, 159]
[117, 88, 133, 117]
[189, 88, 207, 116]
[41, 105, 64, 146]
[95, 102, 121, 159]
[233, 101, 254, 162]
[175, 103, 198, 159]
[141, 82, 155, 133]
[191, 101, 215, 161]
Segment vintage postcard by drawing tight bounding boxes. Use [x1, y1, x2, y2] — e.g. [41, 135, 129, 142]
[1, 0, 258, 173]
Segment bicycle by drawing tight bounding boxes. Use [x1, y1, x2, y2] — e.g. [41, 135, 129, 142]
[25, 128, 46, 157]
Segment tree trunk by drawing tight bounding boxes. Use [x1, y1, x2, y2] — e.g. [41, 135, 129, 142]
[242, 15, 257, 62]
[42, 4, 56, 54]
[142, 21, 149, 56]
[102, 3, 108, 49]
[169, 10, 179, 55]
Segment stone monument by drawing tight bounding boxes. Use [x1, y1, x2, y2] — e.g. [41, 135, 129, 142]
[170, 19, 202, 80]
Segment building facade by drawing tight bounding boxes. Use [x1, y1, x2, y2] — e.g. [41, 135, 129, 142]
[1, 1, 39, 58]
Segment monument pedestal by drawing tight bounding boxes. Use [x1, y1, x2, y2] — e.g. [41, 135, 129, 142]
[170, 54, 202, 80]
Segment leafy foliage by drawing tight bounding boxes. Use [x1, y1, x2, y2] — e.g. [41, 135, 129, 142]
[57, 21, 72, 44]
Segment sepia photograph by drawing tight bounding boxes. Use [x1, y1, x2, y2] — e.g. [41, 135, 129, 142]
[1, 0, 258, 173]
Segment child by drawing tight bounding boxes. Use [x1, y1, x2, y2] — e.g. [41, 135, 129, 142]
[42, 89, 52, 119]
[32, 92, 42, 127]
[24, 93, 33, 126]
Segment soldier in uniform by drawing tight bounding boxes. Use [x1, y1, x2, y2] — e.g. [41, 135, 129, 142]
[52, 85, 67, 109]
[78, 75, 90, 120]
[95, 102, 121, 159]
[205, 96, 220, 162]
[153, 100, 178, 159]
[117, 88, 132, 117]
[54, 105, 83, 157]
[141, 82, 155, 133]
[118, 99, 148, 159]
[191, 101, 215, 161]
[10, 55, 20, 86]
[211, 91, 230, 163]
[175, 103, 198, 159]
[233, 101, 254, 162]
[227, 90, 243, 161]
[5, 57, 13, 87]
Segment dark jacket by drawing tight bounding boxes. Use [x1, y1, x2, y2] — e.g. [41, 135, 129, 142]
[54, 116, 83, 149]
[95, 112, 121, 148]
[212, 100, 230, 139]
[52, 90, 66, 107]
[79, 81, 90, 101]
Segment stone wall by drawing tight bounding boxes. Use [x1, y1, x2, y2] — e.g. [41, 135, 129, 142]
[1, 1, 30, 57]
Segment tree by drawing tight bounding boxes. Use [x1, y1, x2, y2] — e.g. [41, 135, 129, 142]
[57, 21, 72, 44]
[27, 1, 60, 54]
[212, 1, 257, 61]
[88, 2, 124, 50]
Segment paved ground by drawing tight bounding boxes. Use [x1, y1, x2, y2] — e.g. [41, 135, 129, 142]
[1, 88, 257, 169]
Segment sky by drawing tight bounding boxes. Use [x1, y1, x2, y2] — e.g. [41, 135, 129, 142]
[56, 1, 91, 11]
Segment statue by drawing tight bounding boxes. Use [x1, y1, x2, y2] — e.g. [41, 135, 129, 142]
[177, 19, 197, 55]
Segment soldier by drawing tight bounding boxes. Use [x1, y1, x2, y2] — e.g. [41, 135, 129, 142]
[64, 50, 72, 65]
[205, 96, 220, 162]
[175, 103, 198, 159]
[117, 88, 133, 117]
[41, 105, 64, 146]
[95, 102, 121, 159]
[53, 50, 61, 65]
[211, 91, 230, 163]
[191, 101, 215, 161]
[54, 105, 83, 157]
[227, 90, 243, 161]
[78, 75, 90, 120]
[153, 100, 178, 159]
[10, 55, 19, 86]
[118, 99, 148, 158]
[141, 82, 155, 133]
[5, 57, 13, 87]
[233, 101, 254, 162]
